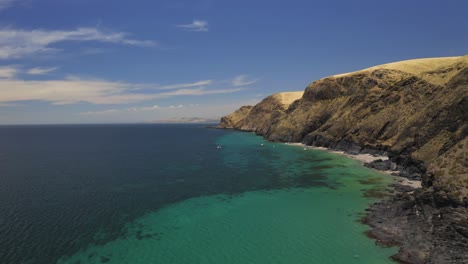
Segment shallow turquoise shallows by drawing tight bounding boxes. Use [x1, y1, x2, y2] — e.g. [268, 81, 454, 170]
[54, 129, 397, 264]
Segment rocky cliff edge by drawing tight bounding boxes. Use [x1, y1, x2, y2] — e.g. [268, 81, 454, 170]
[217, 56, 468, 263]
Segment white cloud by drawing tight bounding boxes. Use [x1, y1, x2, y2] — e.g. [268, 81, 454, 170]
[0, 27, 157, 59]
[157, 80, 212, 90]
[0, 78, 140, 105]
[79, 104, 190, 115]
[176, 20, 208, 32]
[0, 65, 17, 78]
[0, 77, 243, 105]
[156, 87, 243, 98]
[231, 75, 258, 87]
[27, 66, 59, 75]
[127, 105, 160, 112]
[169, 105, 184, 108]
[77, 100, 261, 121]
[0, 65, 58, 79]
[79, 109, 119, 115]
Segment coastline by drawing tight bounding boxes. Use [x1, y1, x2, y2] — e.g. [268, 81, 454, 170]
[217, 127, 467, 263]
[288, 142, 422, 188]
[215, 55, 468, 263]
[285, 139, 467, 263]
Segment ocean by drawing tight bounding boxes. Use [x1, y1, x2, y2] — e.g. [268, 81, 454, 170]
[0, 124, 397, 264]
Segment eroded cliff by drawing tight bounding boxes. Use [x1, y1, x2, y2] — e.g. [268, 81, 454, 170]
[218, 56, 468, 263]
[218, 91, 303, 134]
[219, 56, 467, 202]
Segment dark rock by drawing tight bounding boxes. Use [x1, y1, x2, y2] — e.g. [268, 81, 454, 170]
[364, 193, 468, 264]
[391, 183, 416, 193]
[217, 56, 468, 264]
[364, 159, 395, 171]
[303, 78, 343, 101]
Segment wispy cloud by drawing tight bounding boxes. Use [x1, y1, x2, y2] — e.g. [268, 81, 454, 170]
[0, 65, 17, 79]
[157, 80, 212, 90]
[0, 78, 143, 105]
[77, 100, 261, 121]
[176, 20, 208, 32]
[0, 65, 60, 78]
[0, 27, 157, 59]
[27, 66, 59, 75]
[156, 87, 243, 98]
[79, 104, 186, 115]
[79, 109, 120, 115]
[231, 75, 258, 87]
[127, 105, 160, 112]
[169, 105, 184, 108]
[0, 77, 243, 105]
[0, 0, 17, 11]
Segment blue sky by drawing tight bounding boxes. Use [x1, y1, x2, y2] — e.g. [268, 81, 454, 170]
[0, 0, 467, 124]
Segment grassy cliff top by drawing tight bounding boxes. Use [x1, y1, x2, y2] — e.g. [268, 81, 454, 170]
[219, 55, 467, 204]
[332, 55, 468, 85]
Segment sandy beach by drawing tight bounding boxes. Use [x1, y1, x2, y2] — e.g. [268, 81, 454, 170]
[287, 143, 422, 188]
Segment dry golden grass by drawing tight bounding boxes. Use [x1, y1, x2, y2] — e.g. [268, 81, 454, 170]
[220, 56, 468, 201]
[429, 138, 468, 202]
[270, 91, 304, 108]
[332, 55, 468, 85]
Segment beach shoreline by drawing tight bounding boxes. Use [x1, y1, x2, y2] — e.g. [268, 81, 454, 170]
[283, 140, 465, 263]
[215, 127, 467, 263]
[287, 142, 422, 188]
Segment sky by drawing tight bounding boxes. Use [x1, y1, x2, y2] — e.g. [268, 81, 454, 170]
[0, 0, 467, 124]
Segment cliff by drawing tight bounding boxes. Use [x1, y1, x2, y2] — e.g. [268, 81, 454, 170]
[217, 91, 303, 134]
[218, 56, 468, 263]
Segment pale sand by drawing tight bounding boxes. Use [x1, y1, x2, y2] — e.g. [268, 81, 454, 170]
[287, 143, 422, 188]
[393, 176, 423, 188]
[289, 143, 388, 164]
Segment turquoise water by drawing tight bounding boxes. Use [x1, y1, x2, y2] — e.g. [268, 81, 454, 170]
[54, 130, 397, 264]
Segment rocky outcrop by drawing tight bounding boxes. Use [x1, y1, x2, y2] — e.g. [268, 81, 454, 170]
[217, 91, 303, 134]
[217, 105, 253, 129]
[364, 191, 468, 264]
[218, 56, 468, 263]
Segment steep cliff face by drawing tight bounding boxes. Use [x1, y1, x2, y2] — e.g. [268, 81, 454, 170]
[218, 56, 468, 263]
[429, 137, 468, 205]
[217, 91, 303, 134]
[217, 105, 253, 129]
[220, 56, 468, 203]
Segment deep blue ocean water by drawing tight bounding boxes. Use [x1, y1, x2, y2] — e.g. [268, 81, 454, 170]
[0, 124, 396, 264]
